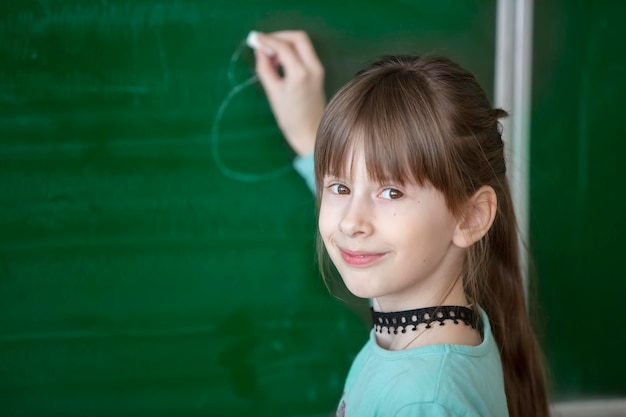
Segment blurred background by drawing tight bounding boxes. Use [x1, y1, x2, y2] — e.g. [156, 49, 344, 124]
[0, 0, 624, 416]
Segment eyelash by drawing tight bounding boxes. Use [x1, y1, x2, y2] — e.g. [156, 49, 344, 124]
[380, 188, 404, 200]
[328, 183, 350, 195]
[327, 183, 403, 200]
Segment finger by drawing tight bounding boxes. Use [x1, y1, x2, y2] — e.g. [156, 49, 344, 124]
[254, 48, 281, 89]
[256, 32, 306, 77]
[268, 30, 323, 72]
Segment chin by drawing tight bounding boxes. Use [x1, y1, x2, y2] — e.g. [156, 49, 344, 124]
[341, 278, 379, 300]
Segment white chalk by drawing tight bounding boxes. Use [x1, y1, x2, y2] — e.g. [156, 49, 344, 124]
[246, 31, 260, 50]
[246, 31, 275, 56]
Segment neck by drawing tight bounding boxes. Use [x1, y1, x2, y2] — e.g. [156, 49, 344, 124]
[372, 276, 475, 350]
[371, 305, 476, 334]
[372, 274, 468, 313]
[373, 303, 480, 351]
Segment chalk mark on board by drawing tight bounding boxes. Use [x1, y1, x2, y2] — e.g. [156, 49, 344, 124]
[210, 42, 291, 182]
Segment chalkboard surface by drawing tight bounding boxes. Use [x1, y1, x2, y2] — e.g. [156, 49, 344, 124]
[0, 1, 496, 416]
[532, 0, 626, 399]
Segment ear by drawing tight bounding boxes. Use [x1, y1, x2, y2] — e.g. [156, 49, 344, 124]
[453, 185, 497, 248]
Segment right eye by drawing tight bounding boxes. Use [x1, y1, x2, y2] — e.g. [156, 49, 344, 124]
[329, 183, 350, 195]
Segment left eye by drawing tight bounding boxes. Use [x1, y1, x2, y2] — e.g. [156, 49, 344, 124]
[380, 188, 403, 200]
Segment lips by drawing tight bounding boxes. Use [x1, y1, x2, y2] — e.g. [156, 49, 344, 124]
[338, 248, 387, 266]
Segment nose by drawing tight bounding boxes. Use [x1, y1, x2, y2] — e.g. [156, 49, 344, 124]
[339, 194, 373, 238]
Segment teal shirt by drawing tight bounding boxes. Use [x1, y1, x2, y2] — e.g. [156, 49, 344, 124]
[293, 153, 315, 193]
[336, 309, 509, 417]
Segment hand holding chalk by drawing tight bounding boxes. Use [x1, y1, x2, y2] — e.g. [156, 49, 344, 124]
[246, 31, 275, 56]
[250, 30, 326, 156]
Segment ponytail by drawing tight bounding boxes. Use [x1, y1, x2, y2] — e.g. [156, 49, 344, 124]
[467, 175, 550, 417]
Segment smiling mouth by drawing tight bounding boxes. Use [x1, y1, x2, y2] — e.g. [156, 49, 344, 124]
[338, 248, 387, 266]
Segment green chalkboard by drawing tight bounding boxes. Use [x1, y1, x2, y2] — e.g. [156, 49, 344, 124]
[531, 0, 626, 399]
[0, 1, 496, 416]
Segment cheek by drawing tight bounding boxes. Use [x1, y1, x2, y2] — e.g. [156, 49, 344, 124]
[317, 204, 334, 241]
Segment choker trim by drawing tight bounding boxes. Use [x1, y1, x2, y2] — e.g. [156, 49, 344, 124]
[371, 305, 477, 334]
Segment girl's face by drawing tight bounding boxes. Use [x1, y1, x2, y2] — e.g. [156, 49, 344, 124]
[318, 149, 465, 310]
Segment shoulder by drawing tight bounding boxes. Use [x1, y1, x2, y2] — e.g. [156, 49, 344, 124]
[341, 319, 508, 416]
[384, 312, 508, 415]
[393, 402, 462, 417]
[382, 350, 506, 416]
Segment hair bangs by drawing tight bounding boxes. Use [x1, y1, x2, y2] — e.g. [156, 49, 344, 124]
[315, 68, 447, 192]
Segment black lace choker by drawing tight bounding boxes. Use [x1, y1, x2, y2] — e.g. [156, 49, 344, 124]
[371, 305, 477, 334]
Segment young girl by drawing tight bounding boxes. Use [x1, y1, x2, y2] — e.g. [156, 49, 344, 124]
[254, 31, 549, 417]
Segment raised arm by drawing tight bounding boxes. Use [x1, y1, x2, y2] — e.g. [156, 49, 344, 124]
[253, 31, 326, 157]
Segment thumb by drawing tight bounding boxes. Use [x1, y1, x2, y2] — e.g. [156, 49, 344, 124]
[254, 48, 281, 92]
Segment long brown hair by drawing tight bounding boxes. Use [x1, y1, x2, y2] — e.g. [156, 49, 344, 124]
[314, 55, 549, 417]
